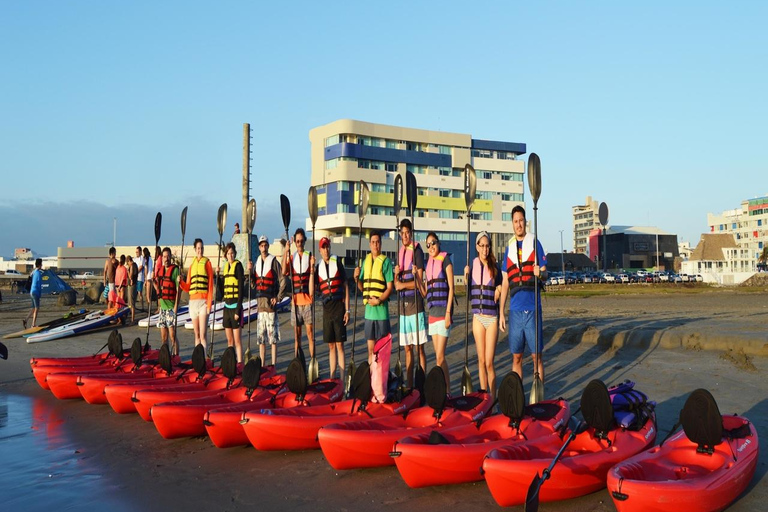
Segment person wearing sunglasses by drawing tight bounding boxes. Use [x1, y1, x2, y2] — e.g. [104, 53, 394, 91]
[424, 232, 454, 391]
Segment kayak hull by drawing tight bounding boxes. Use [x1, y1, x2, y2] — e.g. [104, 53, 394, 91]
[606, 415, 758, 512]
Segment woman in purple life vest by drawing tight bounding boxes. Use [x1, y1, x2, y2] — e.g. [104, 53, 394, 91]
[464, 231, 502, 398]
[424, 232, 454, 392]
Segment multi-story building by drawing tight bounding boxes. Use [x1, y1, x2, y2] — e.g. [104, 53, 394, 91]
[706, 196, 768, 272]
[572, 196, 601, 254]
[307, 120, 526, 273]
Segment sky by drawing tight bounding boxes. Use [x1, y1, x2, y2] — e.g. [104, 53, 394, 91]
[2, 1, 766, 259]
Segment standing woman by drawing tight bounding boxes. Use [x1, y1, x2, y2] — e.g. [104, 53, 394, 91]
[221, 242, 244, 363]
[424, 232, 454, 391]
[143, 247, 154, 307]
[464, 231, 502, 398]
[179, 239, 214, 353]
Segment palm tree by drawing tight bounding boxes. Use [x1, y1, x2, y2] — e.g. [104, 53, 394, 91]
[760, 246, 768, 264]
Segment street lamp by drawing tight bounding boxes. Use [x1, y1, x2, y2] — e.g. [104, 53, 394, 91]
[559, 229, 565, 274]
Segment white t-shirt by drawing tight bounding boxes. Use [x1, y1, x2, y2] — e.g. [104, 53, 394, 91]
[136, 256, 146, 282]
[145, 257, 153, 283]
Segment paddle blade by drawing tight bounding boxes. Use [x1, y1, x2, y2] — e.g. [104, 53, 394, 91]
[217, 203, 228, 237]
[527, 153, 542, 204]
[308, 186, 318, 226]
[393, 174, 404, 217]
[395, 359, 402, 379]
[524, 472, 543, 512]
[154, 212, 162, 244]
[405, 171, 418, 218]
[180, 206, 188, 237]
[246, 199, 256, 233]
[461, 365, 472, 396]
[280, 194, 291, 230]
[344, 360, 355, 396]
[598, 201, 609, 226]
[464, 164, 477, 211]
[358, 181, 370, 222]
[0, 341, 8, 360]
[530, 373, 544, 405]
[308, 356, 319, 384]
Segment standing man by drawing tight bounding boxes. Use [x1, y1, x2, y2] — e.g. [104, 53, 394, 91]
[222, 242, 244, 363]
[23, 258, 43, 329]
[393, 219, 427, 389]
[154, 247, 181, 355]
[282, 228, 315, 363]
[135, 246, 145, 312]
[126, 255, 138, 324]
[180, 239, 214, 353]
[249, 235, 286, 366]
[499, 205, 547, 385]
[312, 237, 350, 381]
[103, 247, 117, 309]
[354, 231, 394, 365]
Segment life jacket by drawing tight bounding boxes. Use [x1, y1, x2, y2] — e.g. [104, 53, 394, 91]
[291, 251, 311, 294]
[189, 257, 211, 295]
[317, 255, 345, 304]
[363, 253, 387, 305]
[506, 233, 536, 287]
[398, 242, 420, 298]
[470, 257, 497, 316]
[425, 252, 450, 310]
[254, 255, 277, 298]
[222, 260, 243, 303]
[156, 264, 178, 302]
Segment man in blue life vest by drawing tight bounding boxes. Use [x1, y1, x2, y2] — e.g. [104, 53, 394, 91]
[499, 205, 547, 385]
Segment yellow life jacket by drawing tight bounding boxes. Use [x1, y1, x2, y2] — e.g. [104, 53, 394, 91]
[223, 260, 242, 302]
[363, 253, 387, 305]
[189, 256, 210, 295]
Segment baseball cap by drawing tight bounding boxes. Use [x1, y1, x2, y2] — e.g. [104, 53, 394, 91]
[476, 231, 491, 245]
[258, 235, 268, 244]
[319, 237, 330, 249]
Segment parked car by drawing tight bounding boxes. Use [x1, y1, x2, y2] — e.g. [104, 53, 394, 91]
[694, 274, 704, 282]
[680, 273, 690, 282]
[74, 271, 96, 279]
[617, 273, 629, 283]
[3, 269, 23, 276]
[601, 273, 616, 283]
[658, 272, 669, 282]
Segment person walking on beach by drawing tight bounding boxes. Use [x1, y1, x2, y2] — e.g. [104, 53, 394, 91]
[126, 255, 138, 324]
[143, 247, 154, 307]
[424, 232, 454, 391]
[394, 219, 427, 389]
[135, 246, 145, 312]
[103, 247, 117, 309]
[499, 205, 547, 385]
[465, 231, 503, 398]
[179, 239, 214, 353]
[282, 228, 315, 363]
[354, 231, 394, 365]
[23, 258, 43, 329]
[248, 235, 286, 366]
[154, 247, 181, 355]
[221, 242, 245, 363]
[312, 237, 349, 381]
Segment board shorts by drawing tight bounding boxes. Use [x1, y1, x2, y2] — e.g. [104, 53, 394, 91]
[398, 313, 427, 346]
[30, 293, 41, 309]
[365, 318, 390, 342]
[428, 316, 451, 338]
[256, 311, 280, 345]
[157, 308, 176, 329]
[136, 281, 144, 293]
[508, 309, 543, 355]
[322, 300, 346, 344]
[189, 299, 207, 319]
[222, 306, 243, 329]
[290, 303, 312, 327]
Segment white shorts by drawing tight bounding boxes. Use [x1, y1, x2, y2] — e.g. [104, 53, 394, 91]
[257, 311, 280, 345]
[189, 299, 208, 319]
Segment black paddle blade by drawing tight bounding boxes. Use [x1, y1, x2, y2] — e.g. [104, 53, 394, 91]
[393, 174, 403, 216]
[598, 201, 609, 226]
[0, 341, 8, 360]
[527, 153, 542, 204]
[524, 472, 543, 512]
[246, 199, 257, 233]
[217, 203, 228, 237]
[463, 164, 477, 211]
[308, 186, 318, 226]
[154, 212, 162, 243]
[180, 206, 188, 237]
[280, 194, 291, 230]
[405, 171, 417, 218]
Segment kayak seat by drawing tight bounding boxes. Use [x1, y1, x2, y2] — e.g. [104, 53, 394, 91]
[158, 344, 173, 374]
[286, 358, 308, 398]
[427, 430, 451, 445]
[498, 372, 525, 428]
[191, 344, 207, 377]
[242, 357, 263, 397]
[524, 402, 562, 422]
[108, 330, 124, 359]
[424, 367, 447, 418]
[581, 379, 615, 440]
[351, 362, 372, 406]
[680, 388, 722, 454]
[220, 347, 238, 381]
[446, 394, 484, 412]
[130, 337, 144, 366]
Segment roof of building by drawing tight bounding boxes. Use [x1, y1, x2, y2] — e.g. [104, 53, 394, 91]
[689, 234, 738, 262]
[607, 225, 670, 235]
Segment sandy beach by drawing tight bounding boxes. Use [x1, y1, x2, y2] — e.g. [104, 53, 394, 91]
[1, 287, 766, 512]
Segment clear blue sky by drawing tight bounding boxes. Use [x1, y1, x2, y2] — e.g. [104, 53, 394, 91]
[2, 1, 766, 259]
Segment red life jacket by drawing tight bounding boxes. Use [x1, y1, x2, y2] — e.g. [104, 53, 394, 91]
[156, 264, 178, 301]
[291, 251, 311, 294]
[398, 242, 420, 298]
[317, 255, 345, 304]
[506, 234, 536, 287]
[254, 255, 277, 298]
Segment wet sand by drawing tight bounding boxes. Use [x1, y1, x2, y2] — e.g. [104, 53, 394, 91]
[1, 289, 766, 512]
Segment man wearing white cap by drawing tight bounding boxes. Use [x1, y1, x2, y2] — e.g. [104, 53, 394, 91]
[248, 235, 286, 366]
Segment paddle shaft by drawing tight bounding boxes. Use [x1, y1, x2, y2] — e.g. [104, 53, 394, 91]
[465, 208, 471, 367]
[311, 221, 316, 356]
[525, 427, 578, 512]
[350, 222, 363, 365]
[533, 203, 541, 379]
[173, 232, 186, 344]
[246, 231, 252, 354]
[208, 233, 224, 358]
[395, 214, 401, 379]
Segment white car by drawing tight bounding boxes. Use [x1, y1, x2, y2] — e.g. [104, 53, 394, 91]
[4, 269, 22, 276]
[74, 271, 96, 279]
[602, 273, 616, 283]
[617, 273, 629, 283]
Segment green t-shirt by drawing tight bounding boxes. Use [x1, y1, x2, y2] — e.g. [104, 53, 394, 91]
[158, 267, 180, 310]
[358, 255, 394, 321]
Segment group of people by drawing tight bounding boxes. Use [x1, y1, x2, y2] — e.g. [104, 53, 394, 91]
[103, 246, 155, 324]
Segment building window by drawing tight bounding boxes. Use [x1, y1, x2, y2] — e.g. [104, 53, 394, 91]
[325, 159, 338, 170]
[386, 140, 398, 149]
[325, 135, 340, 147]
[385, 163, 397, 172]
[502, 212, 512, 221]
[370, 138, 383, 147]
[337, 203, 350, 214]
[439, 145, 451, 154]
[338, 181, 350, 191]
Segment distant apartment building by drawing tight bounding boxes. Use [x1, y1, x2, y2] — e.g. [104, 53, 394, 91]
[572, 196, 600, 254]
[307, 120, 527, 271]
[704, 195, 768, 272]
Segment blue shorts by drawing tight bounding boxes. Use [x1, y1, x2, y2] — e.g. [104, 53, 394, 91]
[30, 294, 41, 309]
[136, 281, 144, 293]
[364, 319, 390, 342]
[508, 309, 543, 355]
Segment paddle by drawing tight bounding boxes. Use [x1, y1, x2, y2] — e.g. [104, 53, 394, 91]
[405, 171, 425, 389]
[208, 203, 227, 359]
[393, 174, 404, 395]
[462, 164, 477, 396]
[346, 180, 369, 397]
[524, 417, 587, 512]
[280, 194, 302, 367]
[173, 206, 188, 349]
[0, 341, 8, 360]
[244, 199, 257, 362]
[307, 186, 319, 383]
[527, 153, 544, 405]
[145, 212, 162, 350]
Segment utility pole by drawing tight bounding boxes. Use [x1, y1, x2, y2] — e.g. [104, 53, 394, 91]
[242, 123, 251, 230]
[559, 230, 565, 274]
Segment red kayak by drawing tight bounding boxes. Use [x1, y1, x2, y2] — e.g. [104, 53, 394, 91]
[241, 362, 421, 451]
[392, 373, 570, 487]
[607, 389, 758, 512]
[34, 358, 132, 391]
[29, 329, 125, 368]
[319, 367, 493, 470]
[483, 379, 657, 507]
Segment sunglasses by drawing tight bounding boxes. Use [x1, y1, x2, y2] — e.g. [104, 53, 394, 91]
[426, 241, 439, 248]
[295, 239, 305, 244]
[477, 244, 490, 249]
